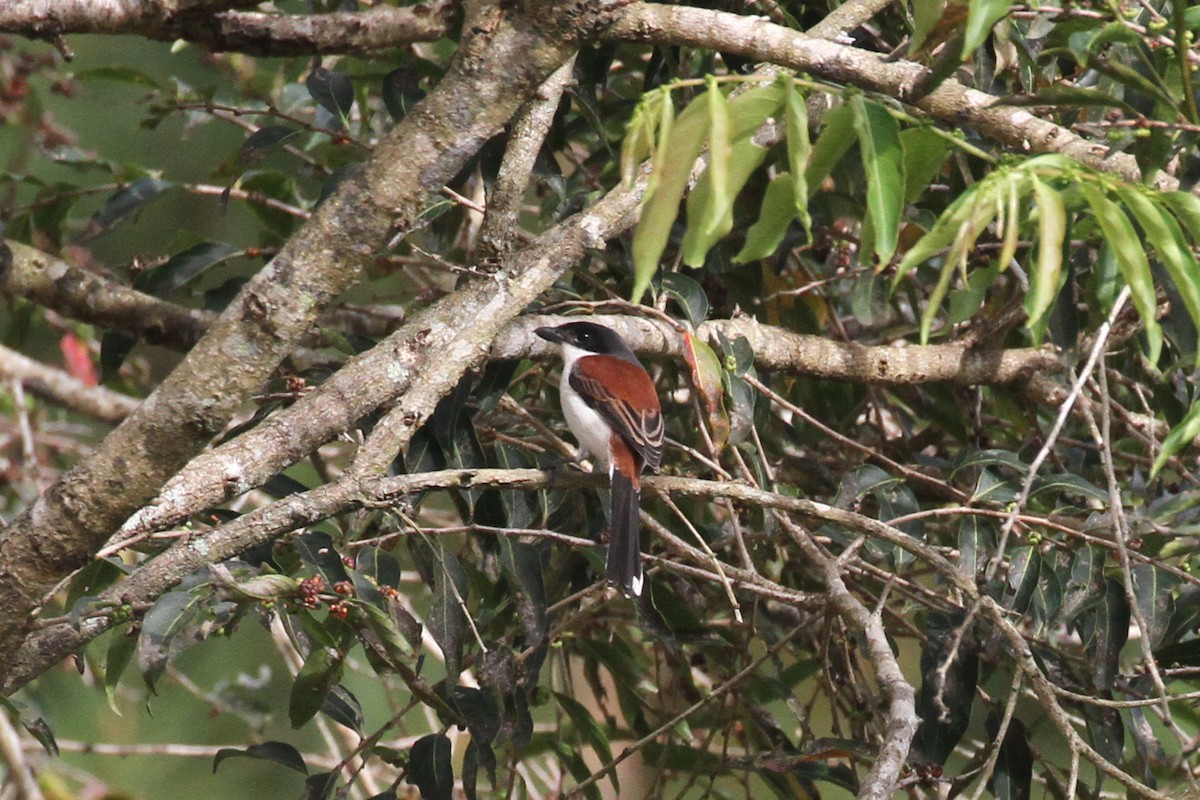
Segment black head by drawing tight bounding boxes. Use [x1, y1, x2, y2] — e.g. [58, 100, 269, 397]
[535, 321, 639, 363]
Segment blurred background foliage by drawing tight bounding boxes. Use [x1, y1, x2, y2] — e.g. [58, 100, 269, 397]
[3, 1, 1200, 799]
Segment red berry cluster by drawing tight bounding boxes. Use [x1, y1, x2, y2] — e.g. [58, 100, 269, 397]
[299, 575, 326, 609]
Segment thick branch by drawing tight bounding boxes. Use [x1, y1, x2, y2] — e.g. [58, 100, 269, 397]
[607, 4, 1169, 189]
[0, 1, 454, 55]
[500, 315, 1063, 386]
[0, 241, 211, 350]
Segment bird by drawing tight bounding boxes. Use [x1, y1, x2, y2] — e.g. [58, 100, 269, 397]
[535, 321, 664, 597]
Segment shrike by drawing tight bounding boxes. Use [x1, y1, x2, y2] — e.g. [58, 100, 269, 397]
[535, 321, 664, 597]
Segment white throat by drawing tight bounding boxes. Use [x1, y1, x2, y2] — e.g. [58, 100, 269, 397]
[556, 343, 615, 472]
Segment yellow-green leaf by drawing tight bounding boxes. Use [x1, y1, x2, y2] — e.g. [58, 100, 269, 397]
[734, 172, 797, 263]
[781, 77, 812, 237]
[850, 96, 904, 266]
[700, 77, 733, 241]
[1151, 398, 1200, 477]
[1025, 178, 1066, 344]
[1080, 182, 1163, 365]
[630, 94, 711, 303]
[681, 137, 770, 266]
[1122, 187, 1200, 364]
[963, 0, 1013, 55]
[806, 104, 856, 188]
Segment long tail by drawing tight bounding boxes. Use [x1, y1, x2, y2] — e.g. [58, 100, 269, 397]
[608, 470, 644, 597]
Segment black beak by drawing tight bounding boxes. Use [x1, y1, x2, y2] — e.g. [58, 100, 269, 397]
[535, 326, 565, 344]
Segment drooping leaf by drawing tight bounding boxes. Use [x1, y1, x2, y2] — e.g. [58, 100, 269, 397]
[81, 177, 172, 241]
[213, 741, 308, 775]
[899, 127, 952, 206]
[781, 77, 812, 236]
[1025, 177, 1066, 344]
[289, 644, 345, 728]
[805, 104, 856, 188]
[734, 172, 798, 264]
[133, 242, 239, 299]
[1004, 546, 1040, 615]
[1120, 187, 1200, 363]
[963, 0, 1013, 55]
[681, 135, 769, 267]
[850, 96, 904, 266]
[553, 692, 617, 793]
[698, 76, 733, 242]
[911, 611, 979, 766]
[138, 589, 205, 691]
[409, 733, 454, 800]
[305, 67, 355, 126]
[986, 714, 1032, 800]
[1079, 577, 1130, 692]
[104, 626, 137, 715]
[1152, 398, 1200, 477]
[238, 125, 300, 166]
[1132, 562, 1177, 650]
[428, 545, 469, 684]
[631, 92, 710, 302]
[1079, 182, 1162, 365]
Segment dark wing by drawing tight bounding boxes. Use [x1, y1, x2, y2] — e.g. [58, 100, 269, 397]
[570, 355, 664, 472]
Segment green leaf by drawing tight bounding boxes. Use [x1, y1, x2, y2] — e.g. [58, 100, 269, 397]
[1152, 397, 1200, 477]
[911, 611, 979, 766]
[1132, 563, 1177, 650]
[661, 272, 709, 326]
[104, 627, 137, 715]
[81, 177, 172, 241]
[805, 104, 856, 188]
[963, 0, 1013, 55]
[1080, 578, 1129, 691]
[910, 0, 948, 54]
[1121, 188, 1200, 363]
[138, 589, 205, 691]
[134, 242, 239, 299]
[622, 88, 671, 191]
[781, 77, 812, 236]
[238, 125, 300, 166]
[900, 128, 952, 206]
[957, 516, 995, 580]
[1005, 546, 1040, 615]
[429, 545, 469, 684]
[213, 741, 308, 775]
[409, 734, 454, 800]
[73, 67, 163, 89]
[986, 715, 1033, 800]
[321, 685, 364, 735]
[734, 172, 798, 264]
[305, 67, 355, 126]
[1080, 182, 1162, 365]
[553, 692, 617, 793]
[1025, 178, 1066, 344]
[850, 96, 904, 266]
[631, 93, 711, 302]
[700, 77, 732, 240]
[892, 190, 974, 283]
[289, 645, 344, 728]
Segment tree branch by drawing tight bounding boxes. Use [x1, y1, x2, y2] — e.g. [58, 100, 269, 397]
[0, 343, 139, 423]
[606, 3, 1170, 189]
[0, 1, 455, 55]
